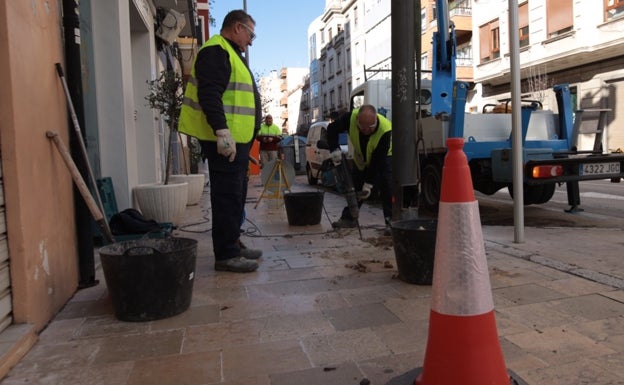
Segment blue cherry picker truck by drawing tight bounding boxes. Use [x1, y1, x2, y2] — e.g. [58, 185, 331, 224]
[352, 0, 624, 214]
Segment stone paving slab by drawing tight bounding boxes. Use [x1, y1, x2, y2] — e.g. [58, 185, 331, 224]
[1, 174, 624, 385]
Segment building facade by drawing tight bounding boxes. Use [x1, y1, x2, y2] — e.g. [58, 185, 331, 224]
[308, 0, 624, 152]
[0, 0, 208, 377]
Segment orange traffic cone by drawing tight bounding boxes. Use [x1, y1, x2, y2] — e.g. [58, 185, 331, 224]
[416, 137, 509, 385]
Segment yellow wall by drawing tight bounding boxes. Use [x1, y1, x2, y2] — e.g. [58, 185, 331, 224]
[0, 1, 80, 329]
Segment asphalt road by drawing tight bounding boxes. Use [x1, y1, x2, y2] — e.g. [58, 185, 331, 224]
[477, 179, 624, 229]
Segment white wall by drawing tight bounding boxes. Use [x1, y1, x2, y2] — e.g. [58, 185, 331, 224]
[91, 0, 158, 209]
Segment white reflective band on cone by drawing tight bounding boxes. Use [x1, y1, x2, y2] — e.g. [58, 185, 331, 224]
[431, 201, 494, 316]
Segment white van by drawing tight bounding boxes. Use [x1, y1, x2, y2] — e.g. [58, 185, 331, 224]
[305, 121, 350, 185]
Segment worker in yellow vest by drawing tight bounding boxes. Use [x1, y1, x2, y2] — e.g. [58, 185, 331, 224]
[327, 105, 393, 236]
[179, 9, 262, 273]
[256, 114, 282, 168]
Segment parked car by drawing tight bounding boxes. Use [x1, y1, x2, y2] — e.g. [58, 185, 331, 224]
[305, 121, 350, 185]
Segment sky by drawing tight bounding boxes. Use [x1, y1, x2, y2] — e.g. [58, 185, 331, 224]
[208, 0, 326, 76]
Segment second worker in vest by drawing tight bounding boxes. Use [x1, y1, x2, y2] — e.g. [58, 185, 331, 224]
[256, 114, 282, 168]
[327, 104, 393, 236]
[178, 9, 263, 273]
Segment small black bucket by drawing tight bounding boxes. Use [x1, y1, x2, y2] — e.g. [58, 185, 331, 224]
[284, 191, 324, 226]
[391, 219, 437, 285]
[99, 237, 197, 322]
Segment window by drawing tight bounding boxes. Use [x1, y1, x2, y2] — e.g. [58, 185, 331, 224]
[346, 48, 351, 69]
[328, 27, 333, 41]
[519, 2, 529, 48]
[421, 7, 427, 32]
[309, 34, 317, 60]
[479, 19, 500, 63]
[329, 58, 334, 77]
[605, 0, 624, 21]
[337, 52, 342, 71]
[546, 0, 573, 38]
[420, 53, 428, 71]
[338, 85, 343, 107]
[320, 29, 325, 44]
[456, 44, 472, 67]
[354, 6, 359, 27]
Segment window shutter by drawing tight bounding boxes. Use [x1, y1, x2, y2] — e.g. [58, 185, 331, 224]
[547, 0, 573, 35]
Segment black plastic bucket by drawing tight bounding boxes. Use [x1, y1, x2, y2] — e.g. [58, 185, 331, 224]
[390, 219, 437, 285]
[284, 191, 324, 226]
[99, 237, 197, 322]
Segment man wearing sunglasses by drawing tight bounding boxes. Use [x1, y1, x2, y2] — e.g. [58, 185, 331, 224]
[179, 10, 262, 273]
[327, 104, 393, 235]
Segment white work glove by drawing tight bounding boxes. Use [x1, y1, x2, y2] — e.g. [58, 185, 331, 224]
[216, 129, 236, 162]
[357, 183, 373, 201]
[330, 149, 343, 165]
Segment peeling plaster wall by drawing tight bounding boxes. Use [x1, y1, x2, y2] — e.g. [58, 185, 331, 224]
[0, 1, 80, 329]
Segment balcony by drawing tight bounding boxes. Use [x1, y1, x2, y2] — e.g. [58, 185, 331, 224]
[449, 7, 471, 40]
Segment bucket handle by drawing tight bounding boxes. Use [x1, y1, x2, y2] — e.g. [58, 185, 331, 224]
[123, 246, 161, 257]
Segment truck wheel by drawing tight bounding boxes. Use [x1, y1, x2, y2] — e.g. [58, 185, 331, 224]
[508, 184, 555, 205]
[421, 163, 442, 213]
[306, 164, 318, 185]
[533, 183, 556, 204]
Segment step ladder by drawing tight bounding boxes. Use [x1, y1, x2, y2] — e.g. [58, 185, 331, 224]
[566, 108, 611, 213]
[570, 108, 610, 153]
[254, 159, 292, 208]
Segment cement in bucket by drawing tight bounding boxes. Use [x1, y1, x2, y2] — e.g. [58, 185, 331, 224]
[390, 219, 436, 285]
[99, 237, 197, 322]
[284, 191, 324, 226]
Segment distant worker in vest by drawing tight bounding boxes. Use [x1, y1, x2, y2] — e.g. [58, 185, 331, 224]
[178, 9, 263, 273]
[327, 104, 393, 235]
[256, 114, 282, 168]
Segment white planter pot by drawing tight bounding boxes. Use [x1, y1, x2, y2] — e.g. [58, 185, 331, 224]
[133, 182, 188, 225]
[169, 174, 206, 206]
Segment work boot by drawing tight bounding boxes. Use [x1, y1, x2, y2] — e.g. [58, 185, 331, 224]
[238, 240, 262, 259]
[215, 256, 259, 273]
[332, 218, 357, 229]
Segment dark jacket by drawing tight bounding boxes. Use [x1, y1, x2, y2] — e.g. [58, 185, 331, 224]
[327, 111, 392, 185]
[194, 37, 262, 137]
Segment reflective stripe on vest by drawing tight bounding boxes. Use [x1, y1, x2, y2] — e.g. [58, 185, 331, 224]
[178, 35, 255, 142]
[349, 109, 393, 171]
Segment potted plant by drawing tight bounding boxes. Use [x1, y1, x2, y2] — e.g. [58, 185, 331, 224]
[133, 69, 189, 224]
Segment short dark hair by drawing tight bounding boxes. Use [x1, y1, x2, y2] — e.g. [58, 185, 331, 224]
[222, 9, 255, 31]
[358, 104, 377, 115]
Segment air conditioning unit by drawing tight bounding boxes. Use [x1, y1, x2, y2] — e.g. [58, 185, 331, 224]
[155, 8, 186, 45]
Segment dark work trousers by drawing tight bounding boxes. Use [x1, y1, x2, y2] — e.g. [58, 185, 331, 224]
[201, 140, 251, 261]
[341, 156, 393, 224]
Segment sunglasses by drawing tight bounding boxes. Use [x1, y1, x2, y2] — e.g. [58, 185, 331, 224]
[239, 23, 256, 41]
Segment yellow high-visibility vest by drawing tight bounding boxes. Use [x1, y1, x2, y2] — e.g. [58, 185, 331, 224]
[348, 109, 393, 171]
[179, 35, 256, 143]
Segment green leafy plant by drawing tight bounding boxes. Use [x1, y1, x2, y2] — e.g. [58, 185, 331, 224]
[146, 70, 184, 184]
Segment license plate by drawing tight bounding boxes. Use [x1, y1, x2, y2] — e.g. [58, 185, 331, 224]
[580, 162, 620, 176]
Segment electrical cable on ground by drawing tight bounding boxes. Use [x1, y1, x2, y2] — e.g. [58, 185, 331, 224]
[176, 187, 385, 238]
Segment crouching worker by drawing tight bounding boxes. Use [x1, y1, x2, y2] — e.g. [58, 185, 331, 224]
[327, 104, 393, 235]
